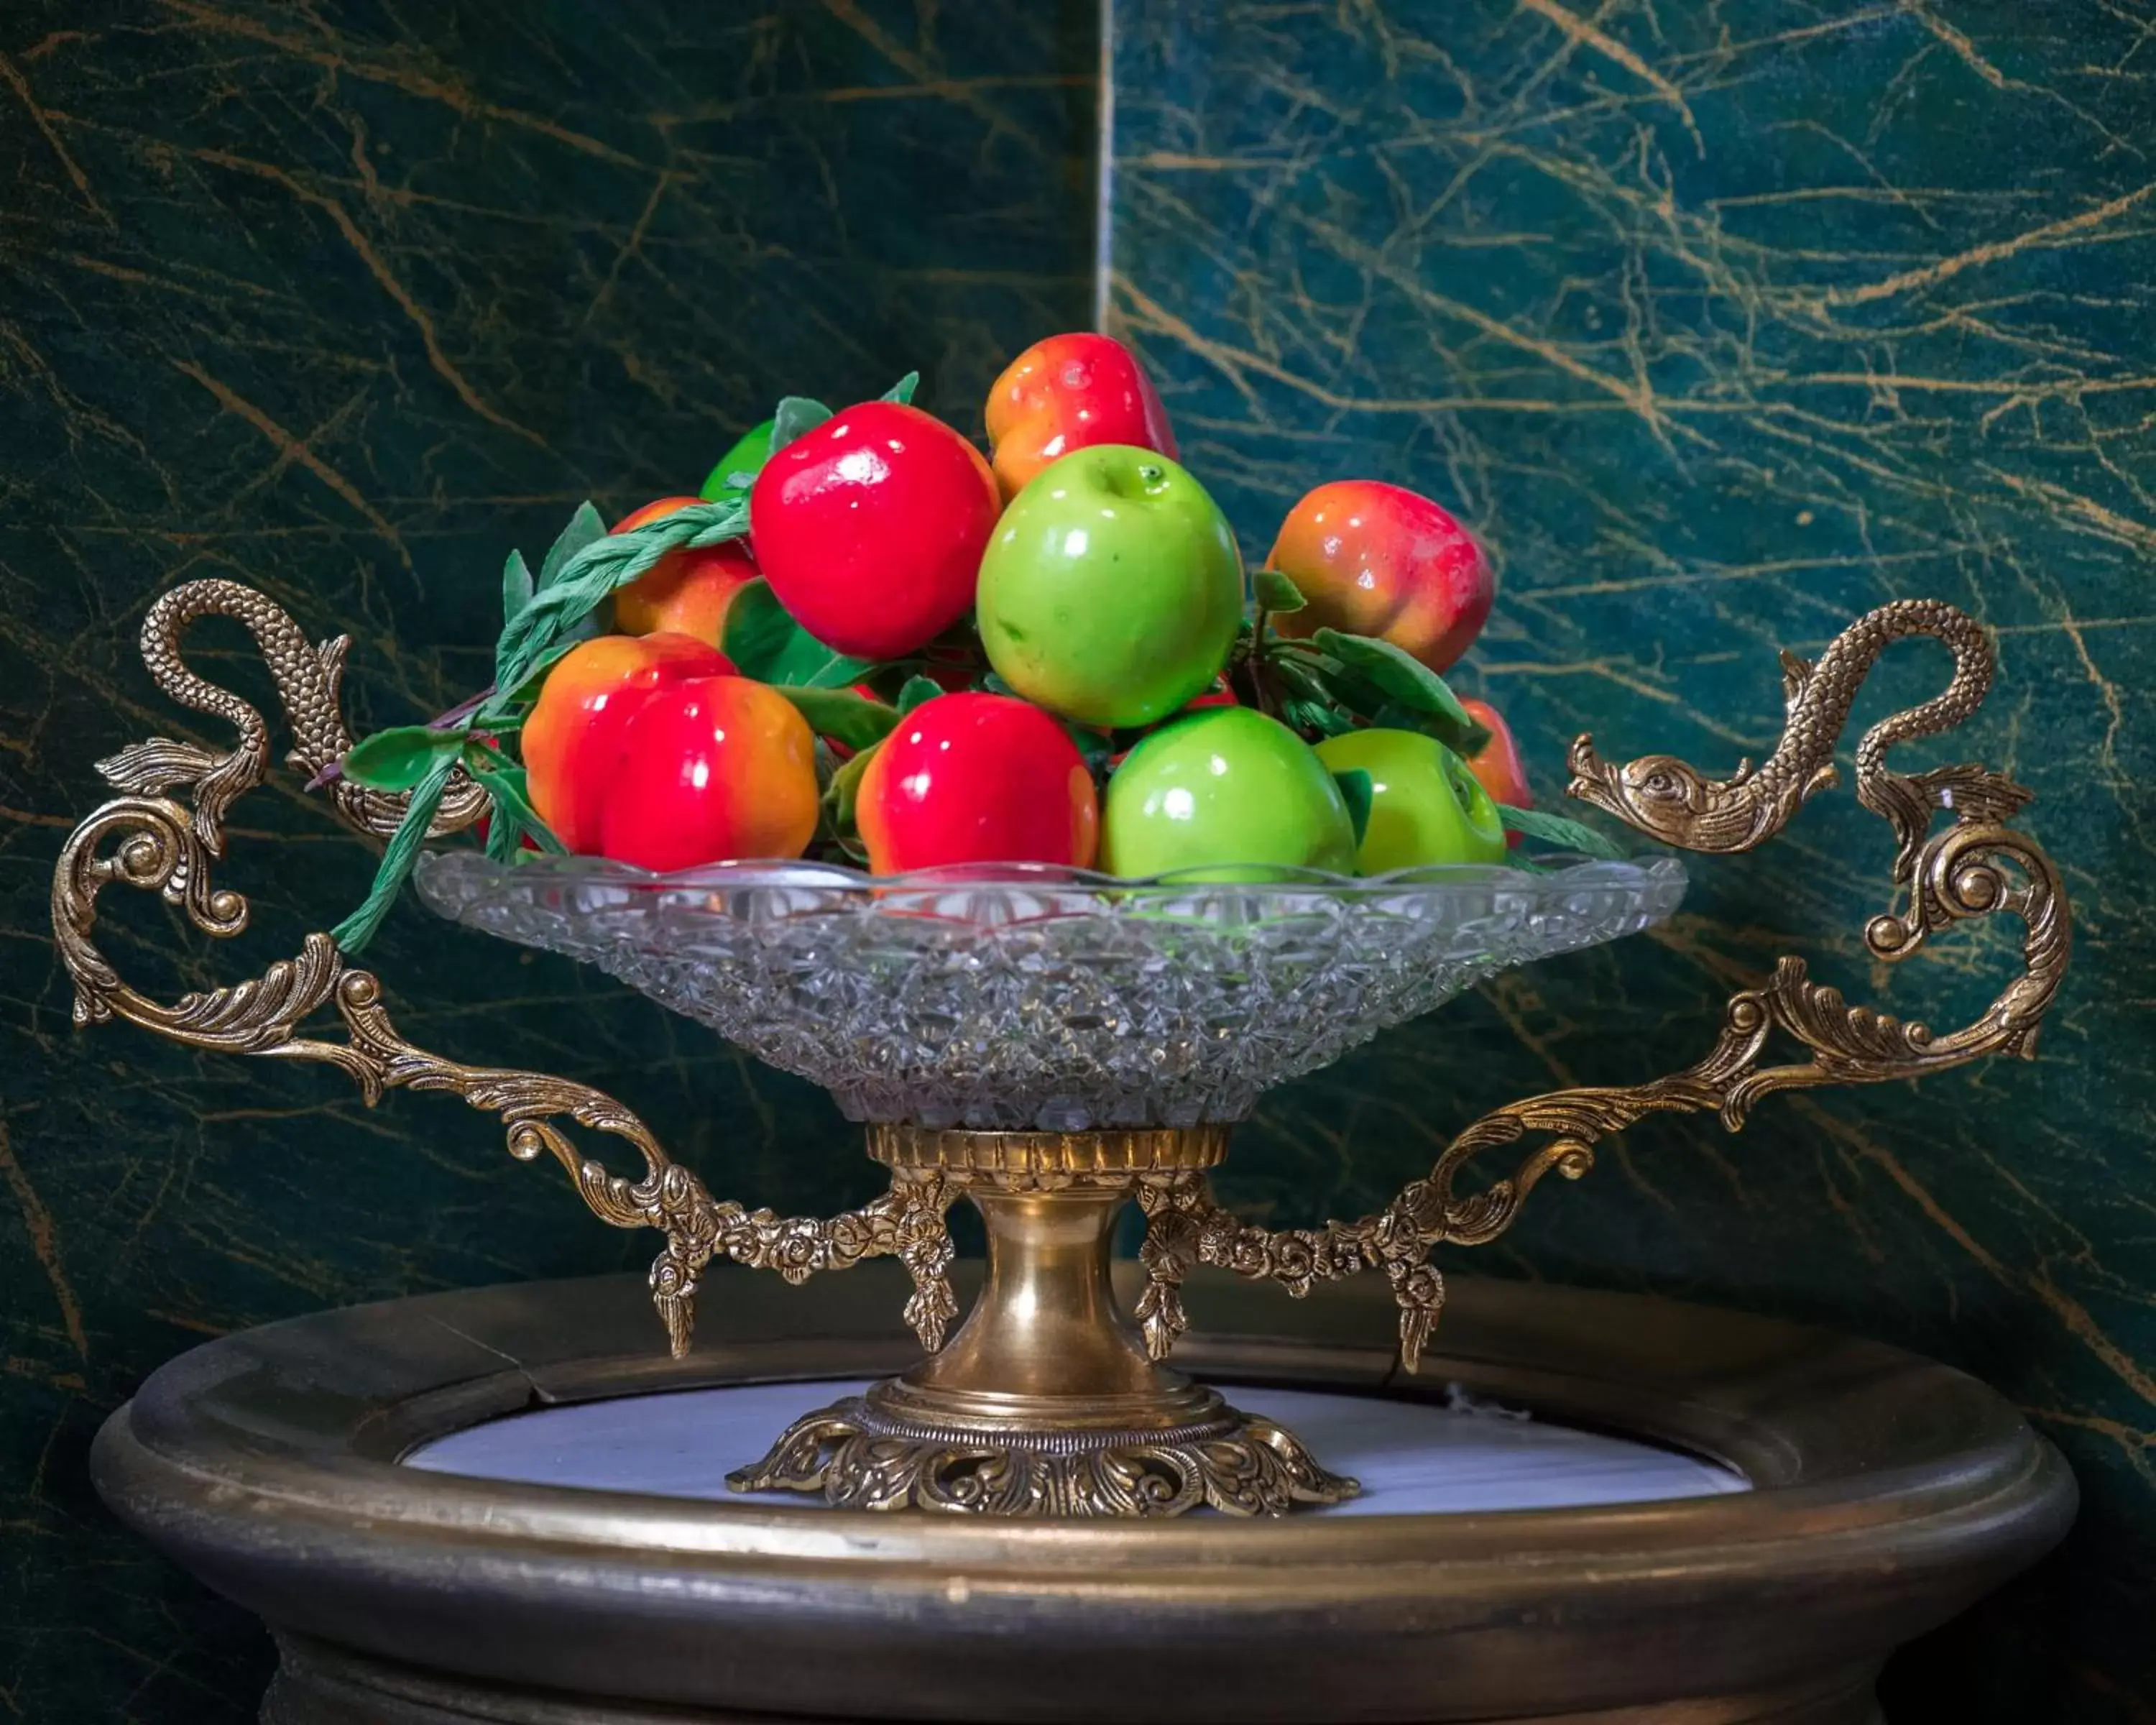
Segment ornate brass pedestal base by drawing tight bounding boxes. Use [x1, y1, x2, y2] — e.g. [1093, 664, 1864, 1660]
[727, 1126, 1360, 1517]
[728, 1385, 1354, 1516]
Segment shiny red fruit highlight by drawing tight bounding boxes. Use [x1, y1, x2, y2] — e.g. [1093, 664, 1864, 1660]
[749, 402, 1001, 660]
[598, 676, 819, 871]
[522, 633, 732, 853]
[856, 691, 1099, 874]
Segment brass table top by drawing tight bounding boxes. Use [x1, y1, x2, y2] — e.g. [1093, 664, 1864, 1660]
[93, 1266, 2073, 1725]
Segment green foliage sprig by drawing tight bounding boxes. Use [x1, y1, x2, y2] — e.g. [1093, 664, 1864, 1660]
[1233, 615, 1490, 758]
[326, 379, 943, 951]
[1498, 803, 1623, 859]
[330, 495, 751, 950]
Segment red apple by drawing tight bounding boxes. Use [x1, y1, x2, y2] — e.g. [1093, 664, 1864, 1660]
[611, 496, 759, 650]
[1266, 480, 1493, 673]
[749, 402, 1001, 660]
[522, 633, 732, 853]
[598, 676, 819, 871]
[985, 332, 1177, 501]
[856, 691, 1099, 873]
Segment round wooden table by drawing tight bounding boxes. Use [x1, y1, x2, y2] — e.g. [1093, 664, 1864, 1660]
[91, 1266, 2073, 1724]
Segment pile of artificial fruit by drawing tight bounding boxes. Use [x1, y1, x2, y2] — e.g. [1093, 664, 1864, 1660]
[328, 334, 1609, 949]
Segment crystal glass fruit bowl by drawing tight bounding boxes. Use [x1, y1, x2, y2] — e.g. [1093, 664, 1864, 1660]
[414, 851, 1688, 1131]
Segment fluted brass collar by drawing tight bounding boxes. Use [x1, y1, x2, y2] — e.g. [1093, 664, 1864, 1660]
[866, 1123, 1232, 1176]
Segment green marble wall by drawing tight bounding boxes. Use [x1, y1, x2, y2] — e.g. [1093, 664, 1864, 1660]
[0, 1, 1092, 1715]
[1105, 2, 2154, 1719]
[4, 0, 2152, 1718]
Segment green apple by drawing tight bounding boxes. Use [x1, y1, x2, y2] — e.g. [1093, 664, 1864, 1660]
[1102, 707, 1358, 878]
[1314, 729, 1506, 872]
[975, 445, 1243, 728]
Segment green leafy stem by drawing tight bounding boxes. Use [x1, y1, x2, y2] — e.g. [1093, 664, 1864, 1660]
[330, 493, 751, 950]
[327, 379, 929, 951]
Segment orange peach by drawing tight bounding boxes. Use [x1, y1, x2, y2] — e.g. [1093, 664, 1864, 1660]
[610, 496, 758, 650]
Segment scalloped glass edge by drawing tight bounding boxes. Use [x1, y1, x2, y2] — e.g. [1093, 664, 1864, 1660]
[415, 849, 1683, 901]
[413, 847, 1689, 1130]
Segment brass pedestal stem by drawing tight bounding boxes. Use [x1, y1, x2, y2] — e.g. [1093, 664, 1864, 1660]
[893, 1184, 1215, 1421]
[726, 1128, 1359, 1516]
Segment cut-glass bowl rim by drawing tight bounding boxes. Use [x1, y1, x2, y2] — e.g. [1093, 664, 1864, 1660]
[418, 848, 1684, 903]
[411, 847, 1689, 1128]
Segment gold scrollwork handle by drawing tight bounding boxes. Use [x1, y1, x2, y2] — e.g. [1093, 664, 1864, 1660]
[52, 580, 959, 1358]
[95, 578, 494, 851]
[1139, 598, 2070, 1371]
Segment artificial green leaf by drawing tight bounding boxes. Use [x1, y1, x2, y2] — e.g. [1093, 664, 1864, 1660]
[1286, 698, 1355, 739]
[1332, 768, 1374, 848]
[823, 742, 877, 831]
[1280, 631, 1490, 755]
[770, 395, 833, 453]
[720, 579, 794, 675]
[562, 602, 604, 646]
[798, 652, 875, 691]
[775, 686, 902, 752]
[540, 502, 608, 589]
[1265, 652, 1362, 739]
[722, 578, 875, 689]
[881, 371, 921, 405]
[1251, 567, 1307, 615]
[981, 671, 1018, 698]
[1500, 803, 1625, 860]
[331, 753, 458, 953]
[897, 676, 942, 714]
[495, 497, 747, 693]
[502, 549, 535, 625]
[474, 765, 528, 862]
[701, 420, 775, 499]
[1310, 629, 1479, 731]
[812, 737, 846, 797]
[1369, 699, 1491, 755]
[339, 724, 467, 792]
[482, 809, 522, 862]
[483, 637, 581, 719]
[1263, 641, 1385, 719]
[469, 756, 566, 857]
[1268, 652, 1336, 706]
